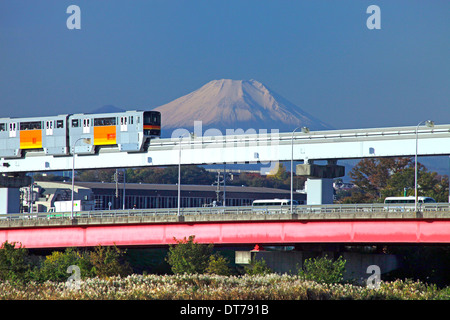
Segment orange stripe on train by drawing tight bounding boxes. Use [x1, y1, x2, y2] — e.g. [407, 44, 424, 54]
[20, 130, 42, 149]
[94, 126, 116, 145]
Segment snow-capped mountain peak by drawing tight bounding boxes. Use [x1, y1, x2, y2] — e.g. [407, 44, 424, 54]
[153, 79, 332, 135]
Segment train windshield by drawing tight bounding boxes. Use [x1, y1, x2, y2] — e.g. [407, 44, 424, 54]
[144, 112, 161, 125]
[143, 111, 161, 136]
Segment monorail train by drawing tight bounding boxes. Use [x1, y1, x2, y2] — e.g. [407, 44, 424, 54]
[0, 110, 161, 159]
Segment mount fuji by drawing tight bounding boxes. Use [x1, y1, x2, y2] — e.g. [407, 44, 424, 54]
[153, 79, 333, 137]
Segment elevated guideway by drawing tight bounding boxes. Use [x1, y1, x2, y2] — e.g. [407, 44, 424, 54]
[1, 124, 450, 173]
[1, 123, 450, 211]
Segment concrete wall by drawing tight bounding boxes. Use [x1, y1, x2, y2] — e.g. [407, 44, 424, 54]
[305, 178, 334, 205]
[236, 249, 400, 283]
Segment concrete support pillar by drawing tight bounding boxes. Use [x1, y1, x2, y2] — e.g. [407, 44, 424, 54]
[296, 161, 345, 205]
[305, 178, 334, 205]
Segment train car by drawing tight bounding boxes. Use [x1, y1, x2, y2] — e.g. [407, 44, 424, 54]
[0, 115, 70, 159]
[68, 110, 161, 155]
[0, 110, 161, 159]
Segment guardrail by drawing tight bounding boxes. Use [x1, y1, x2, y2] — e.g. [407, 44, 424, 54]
[2, 203, 450, 222]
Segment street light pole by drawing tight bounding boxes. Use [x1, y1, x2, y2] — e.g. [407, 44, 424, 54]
[291, 126, 309, 213]
[71, 138, 91, 219]
[415, 120, 434, 212]
[177, 136, 182, 217]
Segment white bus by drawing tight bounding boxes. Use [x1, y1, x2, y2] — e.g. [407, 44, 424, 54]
[252, 199, 299, 208]
[252, 199, 300, 207]
[384, 196, 436, 212]
[384, 196, 436, 204]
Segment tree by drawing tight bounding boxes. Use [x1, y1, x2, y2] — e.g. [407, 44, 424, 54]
[89, 244, 132, 278]
[299, 255, 346, 284]
[37, 247, 93, 282]
[166, 236, 214, 274]
[244, 257, 273, 276]
[205, 254, 231, 276]
[348, 157, 412, 202]
[77, 168, 116, 182]
[383, 166, 449, 202]
[0, 241, 32, 282]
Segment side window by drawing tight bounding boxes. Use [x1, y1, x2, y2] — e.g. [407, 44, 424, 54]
[0, 123, 5, 131]
[56, 120, 64, 128]
[72, 119, 79, 127]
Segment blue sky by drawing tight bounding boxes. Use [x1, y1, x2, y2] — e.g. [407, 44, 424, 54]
[0, 0, 449, 130]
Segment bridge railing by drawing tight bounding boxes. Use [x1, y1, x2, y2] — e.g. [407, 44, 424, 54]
[1, 202, 450, 222]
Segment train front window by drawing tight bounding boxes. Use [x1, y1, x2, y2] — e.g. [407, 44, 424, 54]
[144, 112, 161, 125]
[143, 112, 161, 136]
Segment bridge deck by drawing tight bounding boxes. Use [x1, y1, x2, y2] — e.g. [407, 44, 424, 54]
[1, 210, 450, 229]
[1, 209, 450, 249]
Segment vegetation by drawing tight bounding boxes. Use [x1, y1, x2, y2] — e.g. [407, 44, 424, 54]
[299, 255, 346, 285]
[0, 241, 132, 283]
[243, 258, 273, 276]
[166, 235, 214, 274]
[0, 239, 450, 300]
[0, 274, 448, 300]
[36, 247, 93, 282]
[338, 157, 449, 203]
[0, 241, 34, 283]
[34, 163, 306, 191]
[89, 244, 132, 278]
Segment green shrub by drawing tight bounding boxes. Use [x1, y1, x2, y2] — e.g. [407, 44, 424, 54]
[90, 244, 132, 278]
[299, 255, 346, 284]
[166, 236, 214, 274]
[0, 241, 33, 283]
[206, 254, 231, 276]
[37, 247, 93, 282]
[244, 258, 273, 276]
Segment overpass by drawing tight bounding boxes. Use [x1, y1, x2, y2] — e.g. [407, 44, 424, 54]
[2, 123, 449, 210]
[1, 204, 450, 249]
[1, 123, 449, 173]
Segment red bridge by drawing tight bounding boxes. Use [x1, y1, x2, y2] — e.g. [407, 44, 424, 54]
[1, 211, 449, 249]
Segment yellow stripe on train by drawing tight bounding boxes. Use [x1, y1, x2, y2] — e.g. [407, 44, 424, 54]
[20, 130, 43, 149]
[94, 126, 116, 145]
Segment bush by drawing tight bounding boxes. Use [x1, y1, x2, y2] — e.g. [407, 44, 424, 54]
[37, 247, 93, 282]
[299, 255, 346, 284]
[0, 241, 33, 283]
[35, 245, 132, 281]
[206, 254, 231, 276]
[166, 236, 214, 274]
[90, 244, 132, 278]
[244, 258, 273, 276]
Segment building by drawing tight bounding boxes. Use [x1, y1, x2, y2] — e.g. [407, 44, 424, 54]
[20, 181, 95, 213]
[21, 181, 306, 212]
